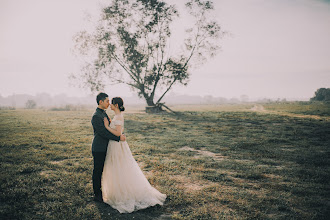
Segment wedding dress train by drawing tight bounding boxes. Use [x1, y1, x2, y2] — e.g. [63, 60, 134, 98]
[101, 115, 166, 213]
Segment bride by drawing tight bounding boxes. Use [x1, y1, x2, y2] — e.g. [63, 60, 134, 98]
[101, 97, 166, 213]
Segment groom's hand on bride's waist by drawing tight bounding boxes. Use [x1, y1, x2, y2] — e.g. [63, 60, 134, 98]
[120, 134, 126, 141]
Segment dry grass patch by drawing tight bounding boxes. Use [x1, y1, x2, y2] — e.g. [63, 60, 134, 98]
[178, 146, 226, 161]
[169, 174, 210, 192]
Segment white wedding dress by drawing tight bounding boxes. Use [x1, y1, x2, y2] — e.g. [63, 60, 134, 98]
[101, 114, 166, 213]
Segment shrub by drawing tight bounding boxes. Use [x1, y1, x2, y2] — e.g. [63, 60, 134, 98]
[310, 88, 330, 101]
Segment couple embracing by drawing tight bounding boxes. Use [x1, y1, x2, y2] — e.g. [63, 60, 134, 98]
[91, 92, 166, 213]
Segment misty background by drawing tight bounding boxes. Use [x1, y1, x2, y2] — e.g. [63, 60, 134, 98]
[1, 0, 330, 107]
[0, 92, 292, 109]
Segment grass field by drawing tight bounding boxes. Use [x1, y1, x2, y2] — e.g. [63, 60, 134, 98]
[0, 102, 329, 219]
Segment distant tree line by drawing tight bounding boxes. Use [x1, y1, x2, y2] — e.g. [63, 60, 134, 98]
[310, 88, 330, 102]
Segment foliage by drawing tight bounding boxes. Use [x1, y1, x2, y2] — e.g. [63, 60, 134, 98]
[72, 0, 223, 107]
[25, 100, 37, 109]
[310, 88, 330, 101]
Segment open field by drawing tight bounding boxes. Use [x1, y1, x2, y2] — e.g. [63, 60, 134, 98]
[1, 102, 330, 219]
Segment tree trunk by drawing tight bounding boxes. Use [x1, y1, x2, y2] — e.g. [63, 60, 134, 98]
[143, 96, 165, 113]
[146, 99, 154, 107]
[145, 105, 163, 113]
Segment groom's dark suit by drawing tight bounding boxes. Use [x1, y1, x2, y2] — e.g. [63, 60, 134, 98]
[91, 107, 120, 197]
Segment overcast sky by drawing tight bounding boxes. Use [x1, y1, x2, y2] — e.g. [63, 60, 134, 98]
[1, 0, 329, 100]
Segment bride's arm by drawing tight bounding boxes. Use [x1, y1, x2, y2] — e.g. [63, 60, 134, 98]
[104, 117, 122, 136]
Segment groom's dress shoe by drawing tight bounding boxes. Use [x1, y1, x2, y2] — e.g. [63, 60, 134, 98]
[94, 194, 103, 203]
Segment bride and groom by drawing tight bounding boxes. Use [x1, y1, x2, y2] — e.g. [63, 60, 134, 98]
[91, 92, 166, 213]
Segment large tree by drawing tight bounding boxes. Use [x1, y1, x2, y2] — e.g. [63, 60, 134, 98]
[72, 0, 224, 109]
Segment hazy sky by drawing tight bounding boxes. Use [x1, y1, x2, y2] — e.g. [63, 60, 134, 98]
[1, 0, 330, 100]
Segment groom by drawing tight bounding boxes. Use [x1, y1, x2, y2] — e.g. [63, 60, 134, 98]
[91, 92, 126, 202]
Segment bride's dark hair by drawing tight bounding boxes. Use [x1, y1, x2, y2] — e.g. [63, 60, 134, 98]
[112, 97, 125, 112]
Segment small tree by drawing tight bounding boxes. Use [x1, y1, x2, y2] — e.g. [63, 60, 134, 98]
[25, 100, 37, 109]
[310, 88, 330, 102]
[72, 0, 224, 111]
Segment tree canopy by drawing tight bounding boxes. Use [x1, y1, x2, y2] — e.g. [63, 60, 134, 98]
[72, 0, 224, 108]
[310, 88, 330, 101]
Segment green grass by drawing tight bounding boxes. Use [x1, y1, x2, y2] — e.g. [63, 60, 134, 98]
[263, 101, 330, 116]
[0, 102, 329, 219]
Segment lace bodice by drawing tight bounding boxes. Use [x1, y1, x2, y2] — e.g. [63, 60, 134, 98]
[110, 114, 124, 133]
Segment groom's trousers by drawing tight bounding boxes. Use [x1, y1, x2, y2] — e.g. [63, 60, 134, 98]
[92, 151, 106, 196]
